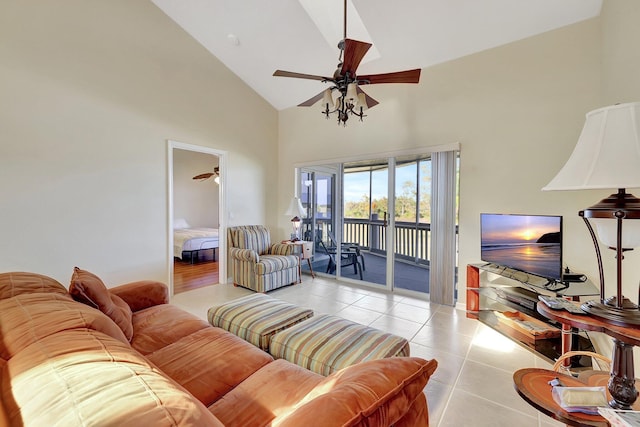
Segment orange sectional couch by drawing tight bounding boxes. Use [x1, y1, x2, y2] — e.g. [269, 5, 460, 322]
[0, 270, 437, 426]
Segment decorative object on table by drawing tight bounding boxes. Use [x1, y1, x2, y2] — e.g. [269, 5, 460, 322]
[543, 101, 640, 410]
[543, 102, 640, 326]
[272, 0, 420, 126]
[192, 166, 220, 184]
[285, 197, 305, 241]
[551, 385, 608, 414]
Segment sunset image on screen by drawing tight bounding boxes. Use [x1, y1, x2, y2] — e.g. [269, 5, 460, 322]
[481, 214, 562, 279]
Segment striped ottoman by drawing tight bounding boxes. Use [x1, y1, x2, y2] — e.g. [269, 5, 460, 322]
[269, 314, 410, 376]
[207, 293, 313, 351]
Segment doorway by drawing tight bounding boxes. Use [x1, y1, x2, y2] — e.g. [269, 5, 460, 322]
[167, 140, 227, 295]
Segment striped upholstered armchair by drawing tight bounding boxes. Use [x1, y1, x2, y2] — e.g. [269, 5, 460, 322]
[228, 225, 300, 293]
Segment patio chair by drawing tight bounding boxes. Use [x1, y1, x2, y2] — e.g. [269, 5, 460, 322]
[327, 230, 365, 271]
[316, 235, 363, 280]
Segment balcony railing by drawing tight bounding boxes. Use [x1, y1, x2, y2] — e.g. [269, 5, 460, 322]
[308, 218, 435, 266]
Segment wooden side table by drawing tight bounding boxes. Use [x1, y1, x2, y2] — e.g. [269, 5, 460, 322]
[283, 240, 315, 280]
[514, 368, 608, 427]
[514, 368, 640, 426]
[538, 302, 640, 409]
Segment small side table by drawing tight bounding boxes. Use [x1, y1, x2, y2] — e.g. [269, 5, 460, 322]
[514, 368, 640, 426]
[283, 240, 315, 280]
[513, 368, 608, 427]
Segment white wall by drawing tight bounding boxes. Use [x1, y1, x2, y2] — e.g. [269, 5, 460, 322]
[173, 149, 219, 228]
[0, 0, 278, 286]
[601, 1, 640, 105]
[278, 18, 604, 303]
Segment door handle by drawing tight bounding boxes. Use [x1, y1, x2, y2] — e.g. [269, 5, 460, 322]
[383, 211, 388, 227]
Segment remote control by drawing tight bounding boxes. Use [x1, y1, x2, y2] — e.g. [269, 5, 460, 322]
[538, 295, 586, 315]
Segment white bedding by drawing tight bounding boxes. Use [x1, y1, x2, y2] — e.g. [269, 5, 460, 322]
[174, 227, 219, 259]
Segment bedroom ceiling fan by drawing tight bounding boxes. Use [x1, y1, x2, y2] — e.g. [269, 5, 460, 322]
[273, 0, 421, 126]
[192, 166, 220, 184]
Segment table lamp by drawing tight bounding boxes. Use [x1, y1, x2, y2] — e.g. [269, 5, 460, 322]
[544, 102, 640, 326]
[285, 197, 305, 241]
[543, 102, 640, 410]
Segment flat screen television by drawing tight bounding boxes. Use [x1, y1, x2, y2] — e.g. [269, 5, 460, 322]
[480, 213, 563, 281]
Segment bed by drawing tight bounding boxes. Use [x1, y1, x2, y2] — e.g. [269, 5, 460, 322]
[173, 218, 219, 264]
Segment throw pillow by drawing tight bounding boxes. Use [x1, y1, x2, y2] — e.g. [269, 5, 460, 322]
[69, 267, 134, 341]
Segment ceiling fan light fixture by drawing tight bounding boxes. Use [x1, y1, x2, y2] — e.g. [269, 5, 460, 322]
[357, 92, 368, 110]
[274, 0, 420, 126]
[321, 88, 335, 111]
[346, 82, 358, 103]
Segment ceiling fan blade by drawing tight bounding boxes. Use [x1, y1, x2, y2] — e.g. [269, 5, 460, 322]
[193, 173, 215, 181]
[356, 86, 379, 109]
[358, 69, 421, 85]
[297, 91, 326, 107]
[341, 39, 372, 76]
[273, 70, 331, 82]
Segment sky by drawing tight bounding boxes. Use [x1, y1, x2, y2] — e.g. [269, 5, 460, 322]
[343, 164, 427, 203]
[481, 214, 561, 245]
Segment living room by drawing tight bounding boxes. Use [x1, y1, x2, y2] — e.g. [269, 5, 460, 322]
[2, 0, 640, 425]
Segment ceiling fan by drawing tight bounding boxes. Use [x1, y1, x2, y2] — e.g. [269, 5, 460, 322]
[273, 0, 421, 126]
[192, 166, 220, 184]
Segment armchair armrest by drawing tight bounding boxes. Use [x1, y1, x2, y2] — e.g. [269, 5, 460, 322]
[268, 243, 295, 256]
[230, 247, 259, 262]
[110, 280, 169, 312]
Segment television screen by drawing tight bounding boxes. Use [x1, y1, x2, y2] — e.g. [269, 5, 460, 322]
[480, 213, 563, 280]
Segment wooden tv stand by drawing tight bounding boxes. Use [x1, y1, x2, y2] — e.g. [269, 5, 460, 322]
[466, 263, 599, 364]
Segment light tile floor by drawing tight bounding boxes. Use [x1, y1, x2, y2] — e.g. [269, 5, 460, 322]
[171, 276, 565, 427]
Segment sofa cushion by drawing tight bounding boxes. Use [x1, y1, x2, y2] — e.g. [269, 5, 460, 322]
[69, 267, 134, 341]
[0, 292, 129, 359]
[255, 255, 299, 274]
[208, 359, 324, 427]
[130, 303, 210, 355]
[147, 327, 274, 407]
[0, 271, 68, 300]
[1, 329, 224, 427]
[110, 280, 170, 312]
[275, 357, 437, 427]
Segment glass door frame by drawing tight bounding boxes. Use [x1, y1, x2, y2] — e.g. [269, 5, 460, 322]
[294, 143, 459, 295]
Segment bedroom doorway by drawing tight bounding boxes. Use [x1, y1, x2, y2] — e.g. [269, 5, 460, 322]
[168, 141, 227, 295]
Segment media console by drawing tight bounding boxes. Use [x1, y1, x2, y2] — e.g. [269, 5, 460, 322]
[466, 263, 600, 364]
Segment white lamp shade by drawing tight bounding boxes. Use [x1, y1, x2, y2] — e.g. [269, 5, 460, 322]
[543, 102, 640, 191]
[357, 93, 368, 111]
[346, 83, 358, 103]
[285, 197, 305, 217]
[321, 89, 334, 110]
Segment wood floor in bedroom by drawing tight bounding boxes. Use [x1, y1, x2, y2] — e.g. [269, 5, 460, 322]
[173, 254, 219, 294]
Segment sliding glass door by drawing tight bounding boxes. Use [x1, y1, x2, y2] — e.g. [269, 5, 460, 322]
[343, 160, 389, 287]
[299, 166, 338, 278]
[393, 155, 432, 293]
[298, 148, 458, 299]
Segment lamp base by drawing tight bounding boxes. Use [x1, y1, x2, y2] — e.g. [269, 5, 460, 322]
[581, 296, 640, 327]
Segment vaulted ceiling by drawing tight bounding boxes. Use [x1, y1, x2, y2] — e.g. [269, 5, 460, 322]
[151, 0, 602, 111]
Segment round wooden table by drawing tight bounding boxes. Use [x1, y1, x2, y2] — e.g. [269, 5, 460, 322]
[514, 368, 609, 427]
[514, 368, 640, 426]
[538, 302, 640, 409]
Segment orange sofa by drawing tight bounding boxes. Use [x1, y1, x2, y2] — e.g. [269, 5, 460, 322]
[0, 270, 438, 426]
